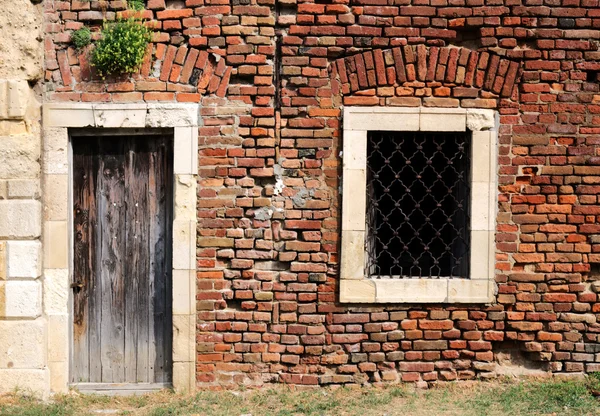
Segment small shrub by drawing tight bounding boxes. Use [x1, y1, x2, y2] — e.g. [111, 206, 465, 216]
[91, 18, 152, 77]
[71, 27, 92, 50]
[128, 0, 145, 10]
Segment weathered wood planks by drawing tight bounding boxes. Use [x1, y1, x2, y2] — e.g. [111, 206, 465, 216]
[72, 133, 173, 385]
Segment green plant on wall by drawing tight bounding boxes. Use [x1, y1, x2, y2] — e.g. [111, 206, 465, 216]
[72, 27, 92, 50]
[127, 0, 145, 10]
[91, 18, 152, 77]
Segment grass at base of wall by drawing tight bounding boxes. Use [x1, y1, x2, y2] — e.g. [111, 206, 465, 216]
[1, 377, 600, 416]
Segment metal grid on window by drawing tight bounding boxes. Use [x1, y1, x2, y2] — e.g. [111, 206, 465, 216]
[365, 131, 471, 279]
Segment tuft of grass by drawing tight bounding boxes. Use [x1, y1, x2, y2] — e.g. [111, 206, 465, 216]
[71, 27, 92, 50]
[80, 0, 144, 8]
[127, 0, 145, 10]
[587, 372, 600, 392]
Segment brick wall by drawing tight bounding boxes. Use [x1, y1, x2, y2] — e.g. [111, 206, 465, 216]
[44, 0, 600, 387]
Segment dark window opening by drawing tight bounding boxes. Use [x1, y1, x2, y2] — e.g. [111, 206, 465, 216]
[590, 263, 600, 280]
[453, 26, 482, 50]
[586, 70, 599, 83]
[365, 131, 471, 279]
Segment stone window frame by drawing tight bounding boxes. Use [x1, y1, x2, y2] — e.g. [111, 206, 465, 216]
[340, 107, 498, 304]
[42, 103, 197, 392]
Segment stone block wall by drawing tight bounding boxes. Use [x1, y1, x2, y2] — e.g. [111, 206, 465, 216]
[0, 0, 47, 396]
[40, 0, 600, 389]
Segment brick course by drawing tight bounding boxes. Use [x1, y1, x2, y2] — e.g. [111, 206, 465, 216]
[44, 0, 600, 387]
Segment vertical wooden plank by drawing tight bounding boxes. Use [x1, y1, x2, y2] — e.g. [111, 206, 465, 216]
[89, 158, 103, 382]
[147, 138, 158, 384]
[124, 137, 151, 383]
[88, 141, 103, 383]
[73, 139, 103, 383]
[72, 141, 94, 382]
[72, 142, 88, 383]
[123, 136, 138, 383]
[164, 136, 174, 383]
[150, 136, 173, 383]
[98, 139, 127, 383]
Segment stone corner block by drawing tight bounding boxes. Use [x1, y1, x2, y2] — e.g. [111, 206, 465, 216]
[0, 242, 5, 280]
[0, 368, 50, 399]
[0, 319, 46, 369]
[7, 240, 42, 278]
[43, 269, 69, 315]
[172, 361, 195, 393]
[173, 314, 195, 362]
[174, 128, 199, 175]
[0, 200, 42, 239]
[93, 106, 146, 128]
[146, 104, 198, 127]
[43, 128, 69, 174]
[43, 104, 94, 128]
[466, 109, 497, 132]
[447, 279, 493, 303]
[0, 80, 30, 120]
[339, 279, 375, 303]
[174, 175, 197, 221]
[0, 280, 42, 318]
[7, 179, 41, 199]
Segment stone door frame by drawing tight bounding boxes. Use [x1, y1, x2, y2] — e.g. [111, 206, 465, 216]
[42, 103, 198, 392]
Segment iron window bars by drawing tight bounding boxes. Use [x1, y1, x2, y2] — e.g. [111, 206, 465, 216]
[364, 131, 471, 279]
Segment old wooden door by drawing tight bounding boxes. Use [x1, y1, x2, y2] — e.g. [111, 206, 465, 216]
[71, 132, 173, 387]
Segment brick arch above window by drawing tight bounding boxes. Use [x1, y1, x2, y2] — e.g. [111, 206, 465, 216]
[329, 45, 522, 101]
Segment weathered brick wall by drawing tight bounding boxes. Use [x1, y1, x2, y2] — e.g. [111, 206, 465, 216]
[44, 0, 600, 386]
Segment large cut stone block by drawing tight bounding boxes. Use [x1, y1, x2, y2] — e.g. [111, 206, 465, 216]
[43, 221, 68, 269]
[0, 319, 46, 369]
[42, 128, 68, 175]
[173, 314, 194, 362]
[0, 200, 41, 238]
[174, 175, 196, 220]
[7, 179, 40, 199]
[43, 269, 68, 315]
[0, 280, 42, 318]
[48, 361, 68, 393]
[0, 81, 6, 119]
[7, 240, 42, 278]
[0, 242, 5, 280]
[0, 369, 49, 399]
[146, 103, 198, 127]
[7, 80, 30, 120]
[47, 314, 68, 362]
[43, 175, 68, 221]
[172, 362, 194, 393]
[0, 134, 40, 179]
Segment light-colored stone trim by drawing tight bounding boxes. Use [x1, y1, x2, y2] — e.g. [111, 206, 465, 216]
[43, 103, 198, 393]
[340, 107, 497, 304]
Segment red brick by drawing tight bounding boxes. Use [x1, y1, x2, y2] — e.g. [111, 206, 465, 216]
[159, 45, 177, 82]
[156, 9, 193, 19]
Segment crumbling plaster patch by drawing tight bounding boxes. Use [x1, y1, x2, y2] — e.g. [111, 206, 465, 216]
[0, 0, 43, 81]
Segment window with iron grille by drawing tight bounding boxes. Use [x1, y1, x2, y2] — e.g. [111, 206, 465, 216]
[365, 131, 471, 279]
[339, 107, 497, 304]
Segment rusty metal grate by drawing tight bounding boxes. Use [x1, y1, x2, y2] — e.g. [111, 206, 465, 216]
[365, 131, 471, 279]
